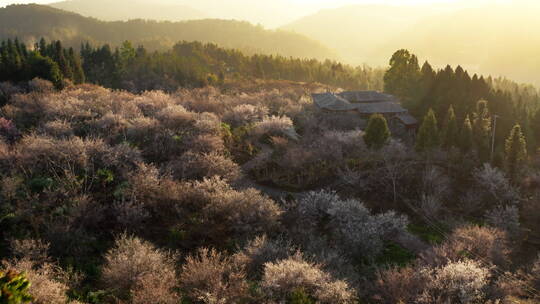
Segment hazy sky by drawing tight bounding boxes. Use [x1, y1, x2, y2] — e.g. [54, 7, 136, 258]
[0, 0, 509, 27]
[0, 0, 459, 6]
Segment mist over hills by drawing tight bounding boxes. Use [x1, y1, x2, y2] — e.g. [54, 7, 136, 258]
[284, 1, 540, 85]
[0, 4, 337, 60]
[283, 4, 453, 65]
[50, 0, 207, 22]
[47, 0, 326, 28]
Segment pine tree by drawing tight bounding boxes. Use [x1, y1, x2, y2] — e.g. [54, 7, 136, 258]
[473, 100, 492, 162]
[416, 109, 439, 152]
[532, 107, 540, 150]
[38, 37, 47, 55]
[364, 114, 391, 149]
[460, 115, 474, 154]
[442, 105, 459, 149]
[505, 124, 527, 180]
[68, 47, 85, 84]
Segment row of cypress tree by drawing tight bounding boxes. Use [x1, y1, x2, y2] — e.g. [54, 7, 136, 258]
[363, 107, 528, 180]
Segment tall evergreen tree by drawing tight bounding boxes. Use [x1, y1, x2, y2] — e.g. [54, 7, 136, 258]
[383, 49, 421, 107]
[38, 37, 47, 55]
[442, 105, 459, 149]
[363, 114, 391, 149]
[505, 124, 527, 180]
[416, 109, 440, 152]
[26, 52, 63, 88]
[460, 115, 474, 154]
[473, 99, 492, 161]
[68, 47, 85, 84]
[532, 107, 540, 150]
[53, 40, 72, 79]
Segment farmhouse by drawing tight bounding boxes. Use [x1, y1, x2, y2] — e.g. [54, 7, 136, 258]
[312, 91, 418, 134]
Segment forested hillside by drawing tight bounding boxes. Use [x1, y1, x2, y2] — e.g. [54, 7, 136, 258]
[0, 38, 384, 92]
[0, 4, 336, 60]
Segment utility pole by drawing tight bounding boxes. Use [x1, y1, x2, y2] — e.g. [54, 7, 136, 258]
[491, 115, 499, 162]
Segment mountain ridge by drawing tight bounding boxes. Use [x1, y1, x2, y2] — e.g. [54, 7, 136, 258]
[283, 2, 540, 85]
[0, 4, 338, 61]
[49, 0, 207, 22]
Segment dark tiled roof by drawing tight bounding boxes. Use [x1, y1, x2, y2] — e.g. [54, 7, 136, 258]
[396, 113, 419, 126]
[312, 91, 409, 115]
[338, 91, 398, 103]
[355, 102, 406, 114]
[312, 93, 357, 111]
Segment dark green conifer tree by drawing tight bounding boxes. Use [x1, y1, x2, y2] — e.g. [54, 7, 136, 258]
[68, 47, 85, 84]
[460, 115, 474, 154]
[442, 105, 459, 149]
[473, 100, 492, 161]
[384, 49, 421, 107]
[363, 114, 391, 149]
[505, 124, 527, 181]
[416, 108, 439, 152]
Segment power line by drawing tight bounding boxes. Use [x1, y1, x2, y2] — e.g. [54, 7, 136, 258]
[403, 195, 540, 300]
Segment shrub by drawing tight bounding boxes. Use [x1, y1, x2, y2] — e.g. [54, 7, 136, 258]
[418, 260, 490, 304]
[9, 239, 50, 265]
[294, 190, 409, 260]
[418, 194, 444, 221]
[371, 266, 425, 303]
[251, 115, 294, 140]
[421, 166, 451, 199]
[132, 90, 174, 116]
[156, 105, 196, 131]
[485, 205, 520, 237]
[2, 259, 70, 304]
[168, 151, 242, 182]
[328, 198, 409, 258]
[89, 112, 129, 142]
[28, 78, 54, 93]
[261, 254, 355, 303]
[0, 118, 20, 143]
[524, 255, 540, 298]
[179, 247, 249, 303]
[39, 120, 73, 138]
[222, 104, 268, 128]
[0, 82, 22, 105]
[101, 234, 179, 303]
[193, 177, 282, 244]
[112, 200, 150, 232]
[473, 163, 520, 206]
[234, 235, 294, 279]
[310, 130, 366, 163]
[421, 225, 510, 268]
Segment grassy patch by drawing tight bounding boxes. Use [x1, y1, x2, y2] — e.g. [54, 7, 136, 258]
[375, 241, 415, 267]
[408, 223, 446, 244]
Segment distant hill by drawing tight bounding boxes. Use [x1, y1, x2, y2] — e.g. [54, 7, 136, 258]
[283, 4, 451, 66]
[284, 1, 540, 85]
[387, 2, 540, 86]
[49, 0, 206, 22]
[0, 4, 337, 61]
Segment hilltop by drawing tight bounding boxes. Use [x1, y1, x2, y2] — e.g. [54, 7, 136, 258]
[0, 4, 337, 60]
[49, 0, 207, 21]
